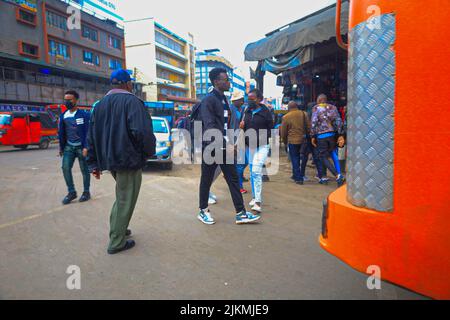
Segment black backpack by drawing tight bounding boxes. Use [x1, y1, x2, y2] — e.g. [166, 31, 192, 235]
[186, 103, 202, 161]
[187, 103, 201, 136]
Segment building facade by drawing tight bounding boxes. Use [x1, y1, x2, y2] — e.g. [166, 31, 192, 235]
[0, 0, 128, 106]
[125, 20, 196, 105]
[195, 49, 247, 101]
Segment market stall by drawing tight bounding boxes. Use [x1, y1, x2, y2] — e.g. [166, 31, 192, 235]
[244, 1, 349, 108]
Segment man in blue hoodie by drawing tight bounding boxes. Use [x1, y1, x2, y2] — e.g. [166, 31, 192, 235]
[58, 90, 91, 205]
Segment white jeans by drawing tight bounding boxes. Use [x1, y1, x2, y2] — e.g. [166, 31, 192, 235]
[249, 145, 270, 203]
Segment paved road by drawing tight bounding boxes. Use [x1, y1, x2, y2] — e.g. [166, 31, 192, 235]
[0, 145, 425, 299]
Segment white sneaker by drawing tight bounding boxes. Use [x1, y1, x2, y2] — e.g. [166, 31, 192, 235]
[249, 199, 256, 207]
[209, 192, 217, 200]
[197, 209, 215, 225]
[251, 203, 262, 213]
[208, 197, 217, 205]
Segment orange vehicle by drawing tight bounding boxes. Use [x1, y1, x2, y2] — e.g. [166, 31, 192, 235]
[320, 0, 450, 299]
[0, 110, 58, 150]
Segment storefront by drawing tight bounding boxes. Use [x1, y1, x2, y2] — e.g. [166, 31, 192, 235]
[244, 2, 349, 110]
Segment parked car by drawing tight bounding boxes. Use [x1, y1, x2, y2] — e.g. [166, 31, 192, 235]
[147, 116, 172, 170]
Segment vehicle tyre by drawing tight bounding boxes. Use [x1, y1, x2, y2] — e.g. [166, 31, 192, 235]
[39, 139, 50, 150]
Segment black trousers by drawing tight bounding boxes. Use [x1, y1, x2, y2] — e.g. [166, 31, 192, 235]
[317, 136, 338, 177]
[199, 159, 245, 213]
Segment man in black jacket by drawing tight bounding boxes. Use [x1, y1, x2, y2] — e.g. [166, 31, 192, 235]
[197, 68, 260, 226]
[87, 69, 156, 254]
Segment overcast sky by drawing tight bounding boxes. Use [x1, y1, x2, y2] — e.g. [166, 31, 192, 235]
[119, 0, 336, 98]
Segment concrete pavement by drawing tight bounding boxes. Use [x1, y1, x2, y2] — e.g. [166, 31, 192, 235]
[0, 145, 425, 299]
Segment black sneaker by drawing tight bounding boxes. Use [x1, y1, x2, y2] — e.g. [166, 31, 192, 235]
[296, 180, 304, 185]
[337, 175, 346, 187]
[62, 192, 77, 205]
[107, 240, 136, 255]
[79, 192, 91, 203]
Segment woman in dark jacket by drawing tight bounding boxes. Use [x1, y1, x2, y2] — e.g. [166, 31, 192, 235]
[240, 89, 274, 213]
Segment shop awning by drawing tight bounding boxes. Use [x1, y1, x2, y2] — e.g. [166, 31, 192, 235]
[244, 2, 349, 62]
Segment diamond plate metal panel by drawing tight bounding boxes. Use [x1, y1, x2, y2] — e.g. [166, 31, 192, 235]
[347, 14, 396, 212]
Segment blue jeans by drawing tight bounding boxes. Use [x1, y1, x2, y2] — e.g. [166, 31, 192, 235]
[62, 145, 90, 194]
[249, 145, 270, 203]
[236, 147, 249, 189]
[288, 144, 303, 182]
[317, 136, 340, 177]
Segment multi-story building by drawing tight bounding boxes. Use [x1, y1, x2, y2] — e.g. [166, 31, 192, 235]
[0, 0, 129, 106]
[195, 49, 247, 101]
[125, 19, 197, 106]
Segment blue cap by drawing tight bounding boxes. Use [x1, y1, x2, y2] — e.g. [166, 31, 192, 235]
[110, 69, 132, 85]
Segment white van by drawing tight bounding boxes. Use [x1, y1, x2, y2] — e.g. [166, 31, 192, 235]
[148, 116, 172, 170]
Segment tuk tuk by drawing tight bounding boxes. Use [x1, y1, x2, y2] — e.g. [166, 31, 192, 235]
[0, 110, 58, 149]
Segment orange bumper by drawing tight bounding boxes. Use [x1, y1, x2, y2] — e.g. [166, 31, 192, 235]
[320, 186, 450, 299]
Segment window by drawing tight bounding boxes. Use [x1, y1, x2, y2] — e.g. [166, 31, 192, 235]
[155, 31, 184, 54]
[109, 59, 122, 70]
[0, 115, 12, 125]
[16, 8, 36, 26]
[48, 40, 70, 59]
[157, 69, 185, 84]
[160, 87, 187, 98]
[83, 50, 100, 66]
[82, 25, 98, 42]
[157, 69, 170, 80]
[19, 41, 39, 59]
[46, 11, 67, 30]
[108, 35, 121, 50]
[152, 119, 169, 134]
[156, 51, 184, 69]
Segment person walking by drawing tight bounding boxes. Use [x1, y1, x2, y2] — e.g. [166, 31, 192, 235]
[241, 89, 274, 213]
[59, 90, 91, 205]
[208, 90, 248, 205]
[86, 69, 156, 255]
[280, 101, 311, 185]
[310, 94, 346, 187]
[207, 91, 247, 204]
[261, 102, 276, 182]
[230, 91, 249, 194]
[197, 68, 260, 225]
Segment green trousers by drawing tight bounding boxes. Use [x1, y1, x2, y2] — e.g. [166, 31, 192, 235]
[109, 170, 142, 251]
